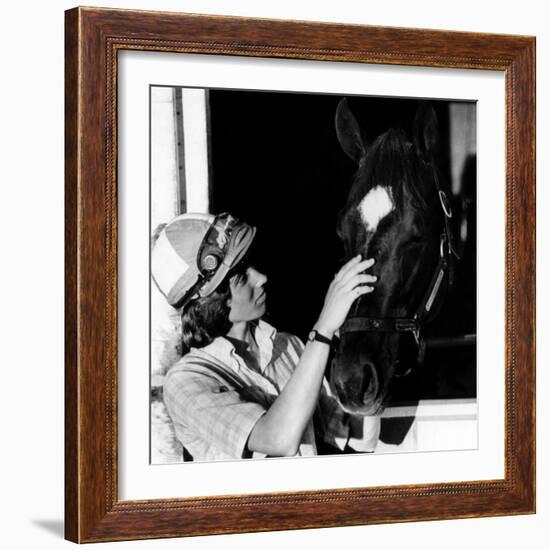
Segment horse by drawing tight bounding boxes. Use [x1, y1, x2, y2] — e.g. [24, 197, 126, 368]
[330, 98, 458, 417]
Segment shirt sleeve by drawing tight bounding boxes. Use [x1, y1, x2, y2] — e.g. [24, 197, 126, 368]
[284, 333, 351, 451]
[163, 367, 267, 459]
[316, 378, 351, 451]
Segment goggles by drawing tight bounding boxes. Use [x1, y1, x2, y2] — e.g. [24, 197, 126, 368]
[197, 212, 240, 276]
[179, 212, 256, 308]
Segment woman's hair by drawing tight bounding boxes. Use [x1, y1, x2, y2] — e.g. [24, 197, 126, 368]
[180, 277, 232, 352]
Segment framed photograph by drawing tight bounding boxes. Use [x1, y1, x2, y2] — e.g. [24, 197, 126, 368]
[65, 7, 535, 543]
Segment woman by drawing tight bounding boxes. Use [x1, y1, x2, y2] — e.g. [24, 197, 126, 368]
[152, 212, 379, 461]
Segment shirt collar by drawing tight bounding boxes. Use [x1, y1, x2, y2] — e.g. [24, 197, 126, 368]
[254, 320, 276, 371]
[192, 319, 277, 373]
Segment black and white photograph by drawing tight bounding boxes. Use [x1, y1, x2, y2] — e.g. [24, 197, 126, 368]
[150, 87, 477, 464]
[1, 0, 543, 546]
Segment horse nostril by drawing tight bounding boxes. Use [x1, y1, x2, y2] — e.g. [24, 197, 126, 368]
[362, 362, 379, 405]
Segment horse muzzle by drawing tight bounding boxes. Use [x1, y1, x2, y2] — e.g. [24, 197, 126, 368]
[331, 358, 385, 416]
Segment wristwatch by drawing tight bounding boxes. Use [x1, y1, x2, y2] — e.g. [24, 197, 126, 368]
[307, 329, 334, 348]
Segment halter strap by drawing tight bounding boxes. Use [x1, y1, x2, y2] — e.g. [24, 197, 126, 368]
[434, 171, 460, 260]
[340, 317, 419, 334]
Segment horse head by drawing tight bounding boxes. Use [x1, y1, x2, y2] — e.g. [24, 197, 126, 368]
[331, 98, 455, 416]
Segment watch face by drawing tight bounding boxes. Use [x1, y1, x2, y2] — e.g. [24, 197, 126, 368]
[308, 330, 316, 342]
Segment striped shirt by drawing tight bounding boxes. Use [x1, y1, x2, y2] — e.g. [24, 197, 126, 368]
[163, 320, 351, 462]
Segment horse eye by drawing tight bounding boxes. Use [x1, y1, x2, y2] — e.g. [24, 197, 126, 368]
[407, 236, 425, 249]
[408, 223, 425, 244]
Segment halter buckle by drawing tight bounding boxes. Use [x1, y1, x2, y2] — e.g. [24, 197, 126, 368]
[395, 319, 417, 332]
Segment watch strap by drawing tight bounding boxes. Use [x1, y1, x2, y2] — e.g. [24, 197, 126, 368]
[308, 329, 335, 348]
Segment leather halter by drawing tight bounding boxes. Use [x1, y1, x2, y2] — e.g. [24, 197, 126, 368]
[339, 172, 460, 367]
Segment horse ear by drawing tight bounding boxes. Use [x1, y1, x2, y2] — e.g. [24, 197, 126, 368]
[413, 101, 438, 160]
[335, 98, 366, 164]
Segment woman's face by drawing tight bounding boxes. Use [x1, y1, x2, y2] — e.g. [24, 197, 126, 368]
[227, 267, 268, 323]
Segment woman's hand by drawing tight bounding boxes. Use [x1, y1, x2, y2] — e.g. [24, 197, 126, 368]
[315, 255, 377, 337]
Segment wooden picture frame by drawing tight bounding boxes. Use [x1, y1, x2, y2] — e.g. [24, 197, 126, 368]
[65, 6, 535, 543]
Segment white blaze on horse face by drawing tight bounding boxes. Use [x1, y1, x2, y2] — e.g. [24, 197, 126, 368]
[357, 186, 394, 232]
